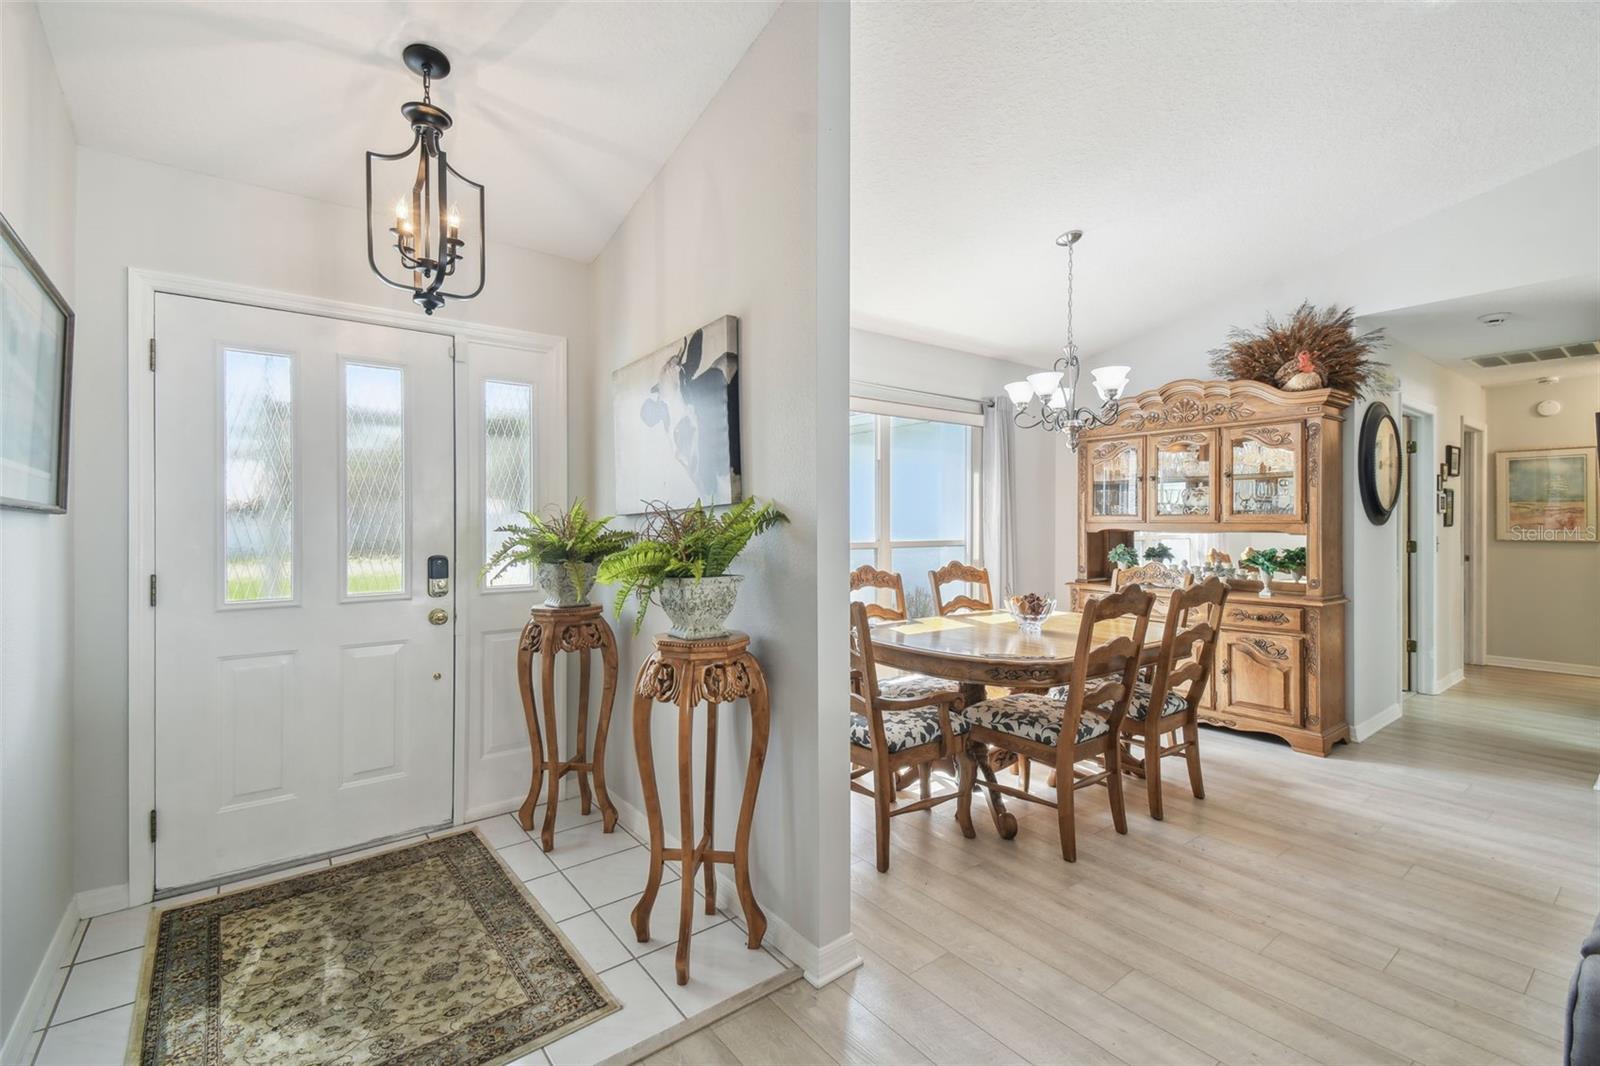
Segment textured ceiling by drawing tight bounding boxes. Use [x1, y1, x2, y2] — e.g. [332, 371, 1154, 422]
[37, 1, 780, 262]
[851, 2, 1600, 364]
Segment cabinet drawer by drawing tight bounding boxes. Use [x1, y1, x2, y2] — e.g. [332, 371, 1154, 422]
[1215, 632, 1303, 727]
[1222, 603, 1303, 632]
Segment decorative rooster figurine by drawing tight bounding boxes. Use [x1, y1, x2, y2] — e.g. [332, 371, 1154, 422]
[1277, 349, 1324, 391]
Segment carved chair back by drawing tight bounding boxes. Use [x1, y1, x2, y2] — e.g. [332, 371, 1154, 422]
[1112, 561, 1193, 593]
[930, 560, 993, 616]
[1061, 585, 1155, 744]
[1141, 578, 1229, 733]
[849, 563, 909, 623]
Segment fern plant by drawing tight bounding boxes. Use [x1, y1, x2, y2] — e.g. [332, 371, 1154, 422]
[483, 499, 634, 588]
[1142, 542, 1175, 563]
[1107, 543, 1138, 570]
[597, 498, 788, 633]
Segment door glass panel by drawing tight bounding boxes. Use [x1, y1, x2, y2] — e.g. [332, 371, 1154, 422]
[849, 412, 875, 542]
[222, 350, 295, 603]
[344, 363, 407, 596]
[1090, 441, 1140, 517]
[1229, 428, 1297, 517]
[484, 380, 536, 587]
[1154, 433, 1212, 517]
[889, 417, 969, 541]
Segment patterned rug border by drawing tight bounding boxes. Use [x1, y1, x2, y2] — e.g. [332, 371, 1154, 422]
[124, 826, 621, 1066]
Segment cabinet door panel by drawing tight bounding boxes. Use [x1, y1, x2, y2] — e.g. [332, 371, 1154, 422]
[1221, 422, 1304, 524]
[1148, 430, 1218, 522]
[1216, 631, 1302, 725]
[1087, 437, 1143, 522]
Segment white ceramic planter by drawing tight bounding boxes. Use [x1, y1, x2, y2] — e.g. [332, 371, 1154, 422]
[658, 574, 744, 639]
[536, 561, 598, 608]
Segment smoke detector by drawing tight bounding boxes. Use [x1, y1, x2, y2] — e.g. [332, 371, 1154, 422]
[1477, 312, 1512, 327]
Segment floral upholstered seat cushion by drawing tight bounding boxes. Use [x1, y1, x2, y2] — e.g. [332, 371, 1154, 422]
[877, 674, 960, 702]
[958, 693, 1109, 748]
[849, 705, 968, 753]
[1128, 680, 1188, 721]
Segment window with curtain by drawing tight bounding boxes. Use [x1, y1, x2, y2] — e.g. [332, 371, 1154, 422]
[849, 407, 981, 618]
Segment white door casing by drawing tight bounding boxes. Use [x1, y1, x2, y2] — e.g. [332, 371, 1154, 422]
[153, 295, 455, 889]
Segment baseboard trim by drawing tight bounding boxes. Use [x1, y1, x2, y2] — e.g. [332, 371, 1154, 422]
[1351, 702, 1402, 742]
[1433, 669, 1465, 692]
[0, 898, 78, 1065]
[607, 794, 858, 987]
[1483, 655, 1600, 678]
[75, 883, 129, 919]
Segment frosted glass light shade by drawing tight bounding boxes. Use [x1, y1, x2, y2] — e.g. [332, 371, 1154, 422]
[1045, 387, 1068, 409]
[1091, 365, 1131, 400]
[1003, 381, 1035, 405]
[1026, 370, 1064, 396]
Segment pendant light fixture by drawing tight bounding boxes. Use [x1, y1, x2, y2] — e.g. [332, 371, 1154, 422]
[1004, 230, 1130, 451]
[365, 43, 485, 314]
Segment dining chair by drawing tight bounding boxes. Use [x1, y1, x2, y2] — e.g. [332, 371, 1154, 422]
[929, 560, 993, 616]
[956, 585, 1155, 862]
[1111, 560, 1193, 594]
[1118, 578, 1227, 820]
[848, 601, 969, 872]
[849, 563, 909, 623]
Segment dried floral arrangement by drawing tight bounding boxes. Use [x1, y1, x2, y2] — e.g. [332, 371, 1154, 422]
[1208, 302, 1385, 395]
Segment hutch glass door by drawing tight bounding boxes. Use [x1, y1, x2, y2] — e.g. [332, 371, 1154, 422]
[1150, 430, 1216, 521]
[1222, 423, 1303, 523]
[1088, 438, 1142, 521]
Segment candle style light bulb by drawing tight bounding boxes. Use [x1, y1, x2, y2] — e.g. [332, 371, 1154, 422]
[447, 202, 461, 239]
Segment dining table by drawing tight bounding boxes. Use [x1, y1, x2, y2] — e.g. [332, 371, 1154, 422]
[869, 608, 1165, 838]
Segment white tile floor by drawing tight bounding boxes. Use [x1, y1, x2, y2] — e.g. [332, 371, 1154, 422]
[24, 808, 795, 1065]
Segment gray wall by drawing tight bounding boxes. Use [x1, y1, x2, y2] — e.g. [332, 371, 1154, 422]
[0, 0, 77, 1038]
[1485, 375, 1600, 670]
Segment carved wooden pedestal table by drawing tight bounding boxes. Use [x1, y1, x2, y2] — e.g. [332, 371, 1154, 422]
[630, 632, 770, 985]
[516, 604, 619, 851]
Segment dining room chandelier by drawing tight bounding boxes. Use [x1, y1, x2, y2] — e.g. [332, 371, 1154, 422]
[1003, 230, 1130, 451]
[365, 43, 485, 315]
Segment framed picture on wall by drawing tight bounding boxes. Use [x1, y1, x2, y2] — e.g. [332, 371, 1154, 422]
[1445, 444, 1461, 478]
[1442, 487, 1456, 527]
[611, 315, 741, 513]
[1, 211, 74, 513]
[1495, 446, 1598, 542]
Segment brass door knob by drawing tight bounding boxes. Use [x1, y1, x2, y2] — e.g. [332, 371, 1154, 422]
[428, 608, 449, 626]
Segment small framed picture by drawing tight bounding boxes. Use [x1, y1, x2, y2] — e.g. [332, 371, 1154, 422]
[1442, 487, 1456, 527]
[1436, 467, 1445, 494]
[1445, 444, 1461, 478]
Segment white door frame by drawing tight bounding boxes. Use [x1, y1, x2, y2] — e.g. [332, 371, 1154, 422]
[1400, 400, 1439, 694]
[127, 268, 566, 906]
[1461, 420, 1488, 666]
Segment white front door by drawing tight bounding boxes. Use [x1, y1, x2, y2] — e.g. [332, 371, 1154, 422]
[153, 294, 455, 890]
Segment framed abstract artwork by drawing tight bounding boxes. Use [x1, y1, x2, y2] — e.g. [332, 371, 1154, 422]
[1495, 447, 1597, 542]
[1444, 444, 1461, 478]
[1442, 487, 1456, 528]
[612, 315, 741, 513]
[1, 212, 74, 513]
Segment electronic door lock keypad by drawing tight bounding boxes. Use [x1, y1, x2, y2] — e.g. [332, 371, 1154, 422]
[427, 555, 449, 597]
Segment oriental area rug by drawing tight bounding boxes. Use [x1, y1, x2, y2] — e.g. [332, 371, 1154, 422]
[126, 829, 618, 1066]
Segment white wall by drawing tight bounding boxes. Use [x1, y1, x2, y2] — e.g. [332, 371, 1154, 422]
[69, 148, 592, 896]
[1066, 152, 1597, 737]
[0, 0, 77, 1039]
[849, 328, 1057, 595]
[584, 1, 853, 977]
[1485, 374, 1600, 672]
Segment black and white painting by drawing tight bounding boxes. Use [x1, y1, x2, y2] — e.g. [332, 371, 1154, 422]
[612, 315, 741, 512]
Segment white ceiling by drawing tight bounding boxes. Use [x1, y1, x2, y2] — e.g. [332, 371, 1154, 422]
[37, 1, 780, 262]
[1362, 275, 1600, 388]
[851, 2, 1600, 364]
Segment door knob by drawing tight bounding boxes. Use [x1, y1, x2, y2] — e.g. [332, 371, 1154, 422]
[428, 608, 449, 626]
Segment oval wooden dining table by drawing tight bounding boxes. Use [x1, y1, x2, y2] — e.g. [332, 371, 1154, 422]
[868, 609, 1165, 838]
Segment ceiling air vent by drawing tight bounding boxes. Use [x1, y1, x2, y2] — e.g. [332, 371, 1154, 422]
[1468, 340, 1600, 369]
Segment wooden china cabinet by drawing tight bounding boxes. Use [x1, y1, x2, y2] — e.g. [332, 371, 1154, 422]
[1067, 379, 1352, 756]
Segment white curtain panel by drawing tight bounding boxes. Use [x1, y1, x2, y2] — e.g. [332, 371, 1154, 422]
[981, 395, 1018, 599]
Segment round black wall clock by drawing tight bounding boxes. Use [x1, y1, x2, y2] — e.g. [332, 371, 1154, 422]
[1358, 402, 1403, 524]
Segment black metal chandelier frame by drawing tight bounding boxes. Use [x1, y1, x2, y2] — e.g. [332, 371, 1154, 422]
[365, 43, 485, 315]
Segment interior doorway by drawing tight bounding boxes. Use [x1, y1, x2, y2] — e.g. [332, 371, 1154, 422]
[1402, 413, 1418, 691]
[1461, 424, 1486, 666]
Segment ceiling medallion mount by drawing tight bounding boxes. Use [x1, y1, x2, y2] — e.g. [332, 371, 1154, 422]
[1003, 230, 1131, 452]
[365, 43, 485, 315]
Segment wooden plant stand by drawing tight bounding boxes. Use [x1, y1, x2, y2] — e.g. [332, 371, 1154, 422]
[630, 632, 770, 985]
[516, 604, 619, 851]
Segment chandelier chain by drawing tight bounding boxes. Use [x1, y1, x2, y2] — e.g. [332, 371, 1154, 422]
[1065, 235, 1075, 360]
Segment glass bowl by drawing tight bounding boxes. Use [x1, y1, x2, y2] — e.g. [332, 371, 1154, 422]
[1005, 594, 1055, 636]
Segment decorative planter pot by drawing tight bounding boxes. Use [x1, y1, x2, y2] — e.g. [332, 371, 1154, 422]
[658, 574, 744, 639]
[1257, 575, 1276, 598]
[536, 561, 598, 608]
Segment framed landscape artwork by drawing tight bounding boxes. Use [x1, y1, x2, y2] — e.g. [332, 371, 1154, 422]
[1495, 446, 1597, 542]
[1, 212, 74, 513]
[612, 315, 741, 513]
